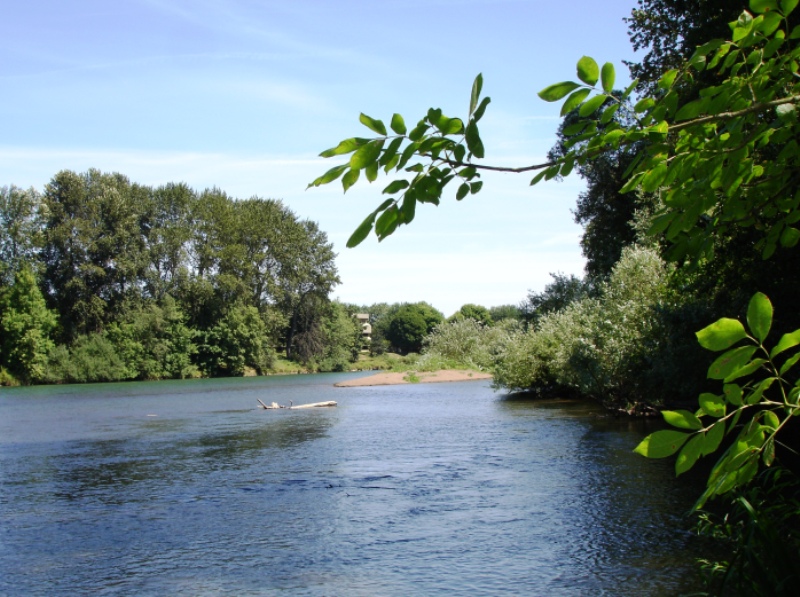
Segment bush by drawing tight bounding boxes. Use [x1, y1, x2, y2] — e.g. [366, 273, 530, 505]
[424, 317, 518, 371]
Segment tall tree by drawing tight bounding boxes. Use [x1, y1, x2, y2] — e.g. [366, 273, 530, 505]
[41, 170, 149, 340]
[0, 185, 44, 286]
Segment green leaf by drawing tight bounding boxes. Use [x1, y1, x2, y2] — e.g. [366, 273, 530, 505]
[663, 409, 704, 430]
[374, 205, 399, 240]
[470, 181, 483, 194]
[642, 163, 668, 193]
[472, 96, 491, 122]
[399, 193, 416, 224]
[770, 328, 800, 358]
[676, 434, 705, 475]
[347, 212, 377, 247]
[307, 164, 348, 188]
[342, 168, 360, 192]
[658, 69, 679, 90]
[390, 113, 407, 135]
[725, 358, 767, 383]
[601, 62, 615, 93]
[675, 99, 707, 122]
[779, 351, 800, 375]
[724, 383, 743, 406]
[699, 393, 726, 418]
[365, 161, 379, 182]
[578, 94, 607, 117]
[747, 292, 772, 342]
[319, 137, 370, 158]
[576, 56, 599, 86]
[750, 0, 779, 13]
[470, 73, 483, 116]
[703, 422, 725, 456]
[560, 88, 592, 116]
[465, 122, 485, 159]
[780, 226, 800, 247]
[708, 346, 759, 380]
[438, 117, 464, 135]
[350, 139, 385, 170]
[456, 183, 469, 201]
[538, 81, 581, 102]
[782, 0, 799, 14]
[634, 430, 690, 458]
[359, 113, 387, 136]
[696, 318, 747, 351]
[382, 179, 409, 195]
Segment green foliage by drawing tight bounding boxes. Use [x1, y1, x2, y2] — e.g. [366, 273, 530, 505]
[45, 333, 132, 383]
[385, 302, 444, 354]
[0, 266, 57, 383]
[494, 247, 673, 406]
[448, 303, 493, 326]
[635, 292, 800, 509]
[423, 317, 518, 371]
[521, 272, 591, 327]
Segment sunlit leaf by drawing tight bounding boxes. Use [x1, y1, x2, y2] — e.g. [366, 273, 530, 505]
[350, 139, 385, 170]
[696, 318, 747, 351]
[390, 113, 407, 135]
[470, 73, 483, 116]
[319, 137, 370, 158]
[663, 409, 704, 430]
[746, 292, 772, 343]
[601, 62, 615, 93]
[577, 56, 599, 86]
[538, 81, 581, 102]
[703, 422, 725, 456]
[307, 164, 348, 188]
[342, 168, 360, 192]
[750, 0, 779, 13]
[578, 94, 607, 117]
[347, 212, 377, 247]
[676, 434, 705, 475]
[708, 346, 758, 380]
[699, 393, 726, 418]
[560, 88, 592, 116]
[634, 430, 690, 458]
[359, 113, 387, 136]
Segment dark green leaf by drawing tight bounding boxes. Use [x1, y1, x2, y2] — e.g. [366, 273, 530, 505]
[538, 81, 581, 102]
[782, 0, 799, 15]
[676, 434, 705, 475]
[642, 163, 668, 193]
[779, 351, 800, 375]
[724, 358, 767, 382]
[342, 168, 360, 192]
[724, 383, 743, 406]
[696, 318, 747, 351]
[708, 346, 759, 380]
[359, 113, 387, 136]
[576, 56, 599, 86]
[470, 73, 483, 116]
[747, 292, 772, 342]
[472, 96, 491, 122]
[375, 205, 399, 240]
[390, 113, 407, 135]
[399, 193, 416, 224]
[347, 212, 377, 247]
[465, 122, 485, 159]
[383, 179, 410, 194]
[703, 422, 725, 456]
[456, 183, 469, 200]
[634, 430, 690, 458]
[379, 137, 404, 167]
[470, 181, 483, 194]
[307, 164, 348, 188]
[663, 409, 704, 430]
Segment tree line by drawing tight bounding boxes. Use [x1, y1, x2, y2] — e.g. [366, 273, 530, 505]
[0, 169, 359, 383]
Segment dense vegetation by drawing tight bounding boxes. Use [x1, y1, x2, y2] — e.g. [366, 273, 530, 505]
[0, 171, 362, 383]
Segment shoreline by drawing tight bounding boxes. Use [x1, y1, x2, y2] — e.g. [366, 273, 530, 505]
[334, 369, 493, 387]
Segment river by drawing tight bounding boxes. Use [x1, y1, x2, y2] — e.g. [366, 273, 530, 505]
[0, 373, 709, 595]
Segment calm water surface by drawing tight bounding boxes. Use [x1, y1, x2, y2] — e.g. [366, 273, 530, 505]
[0, 374, 707, 595]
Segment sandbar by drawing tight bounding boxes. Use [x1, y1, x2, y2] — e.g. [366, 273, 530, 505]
[334, 369, 492, 387]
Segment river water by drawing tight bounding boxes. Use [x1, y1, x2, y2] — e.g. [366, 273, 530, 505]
[0, 373, 709, 595]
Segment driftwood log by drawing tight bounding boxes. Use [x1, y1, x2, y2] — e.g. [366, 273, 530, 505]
[258, 399, 336, 410]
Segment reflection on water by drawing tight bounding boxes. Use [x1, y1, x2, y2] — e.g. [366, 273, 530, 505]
[1, 374, 706, 595]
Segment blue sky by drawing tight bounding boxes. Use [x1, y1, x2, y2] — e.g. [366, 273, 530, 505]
[1, 0, 642, 316]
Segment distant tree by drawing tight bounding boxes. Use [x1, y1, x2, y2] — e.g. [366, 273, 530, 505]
[488, 304, 522, 323]
[0, 186, 44, 287]
[0, 266, 58, 383]
[522, 273, 591, 328]
[449, 303, 492, 326]
[385, 302, 444, 354]
[41, 170, 150, 340]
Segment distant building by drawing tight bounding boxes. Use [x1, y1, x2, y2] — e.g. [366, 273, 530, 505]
[355, 313, 372, 340]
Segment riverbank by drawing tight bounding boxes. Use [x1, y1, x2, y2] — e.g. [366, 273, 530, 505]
[334, 369, 492, 387]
